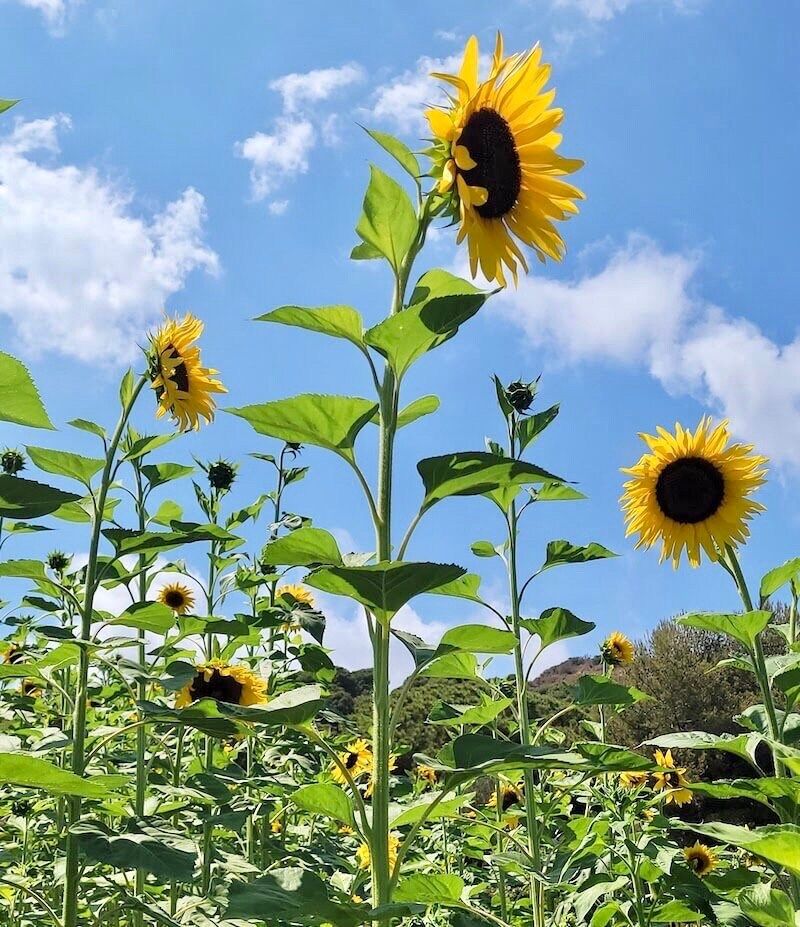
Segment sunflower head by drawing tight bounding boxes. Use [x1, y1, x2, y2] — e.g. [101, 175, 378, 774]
[3, 644, 24, 665]
[489, 781, 524, 811]
[426, 33, 584, 287]
[619, 770, 648, 789]
[47, 550, 72, 574]
[175, 659, 268, 708]
[504, 379, 536, 413]
[148, 313, 226, 432]
[277, 584, 315, 608]
[207, 458, 237, 492]
[21, 678, 42, 698]
[684, 841, 718, 877]
[416, 763, 438, 787]
[331, 739, 373, 784]
[602, 631, 634, 666]
[157, 582, 195, 616]
[621, 418, 767, 569]
[652, 749, 692, 806]
[1, 448, 26, 475]
[356, 834, 400, 871]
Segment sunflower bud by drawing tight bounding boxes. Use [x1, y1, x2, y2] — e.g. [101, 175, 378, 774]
[504, 381, 535, 413]
[207, 459, 237, 492]
[11, 799, 33, 818]
[1, 448, 26, 475]
[47, 551, 72, 573]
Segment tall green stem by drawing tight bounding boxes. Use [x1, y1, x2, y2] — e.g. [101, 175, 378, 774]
[132, 462, 149, 926]
[62, 374, 147, 927]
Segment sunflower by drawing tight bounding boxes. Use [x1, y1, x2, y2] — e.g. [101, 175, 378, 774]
[621, 418, 767, 569]
[416, 763, 438, 788]
[21, 679, 42, 698]
[331, 739, 373, 784]
[363, 755, 398, 799]
[619, 771, 648, 789]
[426, 33, 584, 287]
[277, 584, 315, 607]
[148, 313, 226, 432]
[157, 582, 195, 616]
[3, 644, 24, 665]
[602, 631, 634, 666]
[684, 841, 718, 877]
[175, 659, 268, 708]
[652, 749, 692, 807]
[489, 781, 524, 811]
[356, 834, 400, 872]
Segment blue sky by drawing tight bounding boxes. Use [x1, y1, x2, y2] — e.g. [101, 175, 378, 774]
[2, 0, 799, 679]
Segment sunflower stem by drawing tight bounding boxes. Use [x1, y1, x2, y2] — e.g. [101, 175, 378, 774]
[61, 373, 148, 927]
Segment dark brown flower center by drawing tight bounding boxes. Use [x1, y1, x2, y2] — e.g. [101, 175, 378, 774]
[655, 457, 725, 524]
[459, 108, 522, 219]
[345, 752, 360, 770]
[164, 590, 186, 609]
[165, 346, 190, 393]
[502, 789, 521, 810]
[189, 669, 243, 705]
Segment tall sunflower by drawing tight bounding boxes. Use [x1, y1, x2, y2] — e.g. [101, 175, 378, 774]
[426, 33, 584, 287]
[157, 582, 195, 616]
[602, 631, 634, 666]
[175, 659, 268, 708]
[621, 418, 767, 568]
[148, 313, 226, 432]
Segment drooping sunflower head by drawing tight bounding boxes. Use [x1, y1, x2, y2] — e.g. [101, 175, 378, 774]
[426, 33, 584, 287]
[157, 582, 195, 616]
[331, 738, 373, 784]
[621, 418, 767, 569]
[1, 448, 26, 475]
[175, 659, 268, 708]
[602, 631, 634, 666]
[684, 841, 718, 877]
[652, 749, 692, 807]
[277, 584, 315, 608]
[148, 313, 226, 432]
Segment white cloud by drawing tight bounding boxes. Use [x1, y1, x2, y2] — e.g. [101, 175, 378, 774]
[492, 233, 800, 469]
[269, 64, 364, 114]
[236, 117, 316, 201]
[10, 0, 82, 34]
[548, 0, 702, 21]
[267, 199, 289, 216]
[0, 115, 218, 363]
[367, 54, 462, 135]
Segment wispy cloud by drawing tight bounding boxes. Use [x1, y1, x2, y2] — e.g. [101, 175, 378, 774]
[9, 0, 83, 35]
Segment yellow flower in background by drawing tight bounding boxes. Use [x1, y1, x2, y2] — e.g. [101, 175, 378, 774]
[684, 841, 718, 877]
[652, 749, 692, 807]
[356, 834, 400, 871]
[416, 763, 438, 787]
[619, 771, 648, 789]
[621, 418, 767, 568]
[426, 33, 584, 286]
[489, 781, 524, 811]
[602, 631, 634, 666]
[277, 584, 315, 607]
[364, 754, 397, 799]
[331, 739, 373, 784]
[148, 313, 226, 431]
[157, 582, 195, 615]
[175, 659, 268, 708]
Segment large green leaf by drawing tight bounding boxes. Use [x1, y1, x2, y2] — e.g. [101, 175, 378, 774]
[417, 452, 563, 511]
[261, 526, 343, 567]
[573, 675, 649, 707]
[257, 304, 365, 349]
[0, 754, 126, 797]
[364, 127, 420, 179]
[394, 873, 464, 905]
[0, 475, 80, 520]
[647, 731, 762, 768]
[396, 395, 440, 429]
[759, 558, 800, 602]
[737, 883, 797, 927]
[678, 610, 772, 650]
[355, 164, 417, 273]
[439, 624, 515, 654]
[121, 433, 176, 462]
[426, 573, 483, 602]
[109, 601, 176, 634]
[305, 561, 466, 623]
[419, 651, 479, 680]
[72, 822, 196, 880]
[228, 394, 377, 463]
[429, 694, 513, 727]
[0, 100, 19, 114]
[365, 270, 487, 377]
[539, 540, 618, 572]
[291, 783, 355, 827]
[675, 822, 800, 877]
[102, 523, 236, 556]
[390, 793, 468, 827]
[226, 866, 360, 926]
[521, 607, 595, 649]
[26, 445, 104, 486]
[0, 558, 48, 581]
[0, 353, 54, 429]
[517, 404, 559, 451]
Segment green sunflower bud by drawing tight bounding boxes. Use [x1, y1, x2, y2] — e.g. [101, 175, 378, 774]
[504, 380, 535, 413]
[1, 448, 26, 475]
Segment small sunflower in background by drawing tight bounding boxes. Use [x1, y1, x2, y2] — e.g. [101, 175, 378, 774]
[331, 738, 373, 784]
[277, 584, 315, 607]
[619, 771, 648, 789]
[621, 418, 767, 568]
[426, 33, 584, 286]
[148, 313, 226, 431]
[489, 781, 524, 812]
[684, 841, 718, 877]
[157, 582, 196, 616]
[175, 659, 268, 708]
[21, 679, 43, 698]
[356, 833, 400, 871]
[602, 631, 634, 666]
[363, 755, 397, 799]
[416, 763, 438, 788]
[3, 644, 24, 665]
[651, 749, 692, 807]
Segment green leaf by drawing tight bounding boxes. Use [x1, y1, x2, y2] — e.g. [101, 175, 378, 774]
[355, 164, 417, 273]
[305, 561, 466, 623]
[675, 822, 800, 877]
[650, 901, 705, 923]
[0, 100, 19, 114]
[396, 395, 440, 429]
[426, 572, 483, 602]
[364, 127, 420, 179]
[228, 394, 377, 463]
[737, 883, 797, 927]
[122, 433, 175, 461]
[439, 624, 515, 654]
[26, 445, 104, 485]
[540, 540, 618, 572]
[418, 452, 563, 511]
[535, 481, 587, 502]
[760, 558, 800, 602]
[517, 404, 559, 451]
[0, 352, 54, 429]
[678, 610, 772, 650]
[72, 822, 196, 880]
[390, 793, 468, 827]
[394, 873, 464, 905]
[257, 304, 365, 349]
[102, 523, 236, 556]
[522, 607, 595, 649]
[429, 694, 513, 727]
[226, 867, 360, 926]
[0, 558, 49, 581]
[109, 601, 176, 634]
[140, 462, 194, 488]
[261, 526, 343, 567]
[647, 731, 761, 768]
[0, 475, 80, 520]
[365, 270, 487, 377]
[291, 783, 355, 827]
[68, 418, 107, 439]
[350, 240, 383, 261]
[0, 753, 126, 797]
[420, 651, 479, 680]
[470, 540, 498, 558]
[573, 675, 649, 707]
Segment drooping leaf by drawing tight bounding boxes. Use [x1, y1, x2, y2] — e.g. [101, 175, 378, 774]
[72, 822, 197, 880]
[426, 573, 483, 602]
[0, 352, 54, 429]
[429, 694, 513, 727]
[573, 675, 649, 707]
[0, 475, 80, 520]
[140, 462, 195, 488]
[257, 304, 365, 350]
[646, 731, 762, 768]
[678, 610, 772, 650]
[261, 526, 343, 567]
[121, 433, 176, 461]
[539, 540, 618, 572]
[535, 481, 587, 502]
[355, 164, 417, 273]
[0, 754, 126, 797]
[291, 783, 355, 827]
[102, 523, 236, 556]
[228, 394, 378, 463]
[674, 821, 800, 877]
[521, 607, 595, 649]
[419, 651, 479, 680]
[68, 418, 107, 439]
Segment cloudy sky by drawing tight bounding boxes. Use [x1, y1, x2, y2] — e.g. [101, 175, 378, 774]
[2, 0, 799, 681]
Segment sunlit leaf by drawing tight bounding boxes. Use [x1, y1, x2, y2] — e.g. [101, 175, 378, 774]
[0, 352, 54, 429]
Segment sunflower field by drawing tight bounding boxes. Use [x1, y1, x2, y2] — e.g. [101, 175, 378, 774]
[1, 30, 800, 927]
